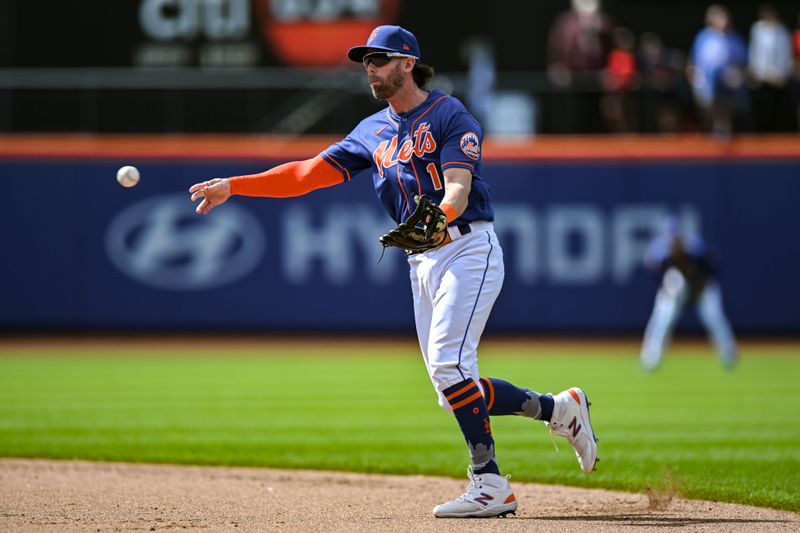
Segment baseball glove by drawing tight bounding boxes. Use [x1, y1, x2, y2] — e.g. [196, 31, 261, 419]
[379, 195, 448, 254]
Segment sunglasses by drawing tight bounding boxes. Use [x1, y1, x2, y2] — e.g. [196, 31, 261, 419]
[362, 53, 412, 68]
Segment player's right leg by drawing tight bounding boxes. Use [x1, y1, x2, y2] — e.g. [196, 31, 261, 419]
[411, 228, 515, 517]
[432, 466, 517, 518]
[431, 379, 517, 518]
[408, 258, 434, 377]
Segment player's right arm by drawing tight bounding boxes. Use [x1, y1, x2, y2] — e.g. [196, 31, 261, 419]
[189, 177, 231, 215]
[189, 154, 347, 215]
[190, 130, 371, 215]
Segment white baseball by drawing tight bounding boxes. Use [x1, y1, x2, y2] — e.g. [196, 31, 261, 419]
[116, 165, 140, 188]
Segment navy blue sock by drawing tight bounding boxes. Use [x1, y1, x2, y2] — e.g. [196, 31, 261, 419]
[443, 379, 499, 475]
[480, 377, 554, 422]
[539, 394, 554, 422]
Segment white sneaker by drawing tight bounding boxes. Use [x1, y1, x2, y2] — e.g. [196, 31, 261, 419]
[432, 466, 517, 518]
[545, 387, 599, 474]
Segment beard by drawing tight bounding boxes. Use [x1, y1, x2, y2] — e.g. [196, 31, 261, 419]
[369, 62, 405, 100]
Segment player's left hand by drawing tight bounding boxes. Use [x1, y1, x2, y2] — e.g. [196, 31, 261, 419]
[379, 195, 448, 253]
[189, 178, 231, 215]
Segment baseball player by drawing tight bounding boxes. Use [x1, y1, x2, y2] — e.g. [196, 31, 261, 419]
[189, 25, 598, 518]
[640, 217, 739, 371]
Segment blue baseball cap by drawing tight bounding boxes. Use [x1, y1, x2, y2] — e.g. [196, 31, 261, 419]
[347, 25, 421, 63]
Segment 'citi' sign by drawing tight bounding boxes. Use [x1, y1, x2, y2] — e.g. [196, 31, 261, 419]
[255, 0, 400, 66]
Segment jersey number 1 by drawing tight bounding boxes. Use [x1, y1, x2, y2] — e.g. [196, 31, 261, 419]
[426, 163, 443, 190]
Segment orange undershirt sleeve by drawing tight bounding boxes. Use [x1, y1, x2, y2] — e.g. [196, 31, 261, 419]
[229, 154, 345, 198]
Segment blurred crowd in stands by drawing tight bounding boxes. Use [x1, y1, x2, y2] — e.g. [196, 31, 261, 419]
[543, 0, 800, 136]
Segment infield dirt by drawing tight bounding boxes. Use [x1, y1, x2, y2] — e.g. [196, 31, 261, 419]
[0, 459, 797, 532]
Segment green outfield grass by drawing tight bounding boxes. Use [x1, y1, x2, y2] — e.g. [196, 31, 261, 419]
[0, 340, 798, 511]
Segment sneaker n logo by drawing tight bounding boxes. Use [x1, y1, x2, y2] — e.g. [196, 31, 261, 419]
[473, 492, 495, 507]
[568, 416, 582, 437]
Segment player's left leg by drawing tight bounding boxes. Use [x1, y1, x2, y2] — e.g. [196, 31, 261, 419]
[478, 377, 553, 420]
[479, 377, 598, 474]
[696, 282, 738, 369]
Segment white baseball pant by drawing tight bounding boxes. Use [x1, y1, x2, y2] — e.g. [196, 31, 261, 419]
[408, 221, 504, 411]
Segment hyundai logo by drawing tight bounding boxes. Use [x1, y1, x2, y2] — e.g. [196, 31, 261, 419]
[106, 193, 265, 291]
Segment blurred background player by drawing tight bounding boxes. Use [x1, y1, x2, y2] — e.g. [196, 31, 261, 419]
[640, 218, 739, 372]
[188, 25, 598, 519]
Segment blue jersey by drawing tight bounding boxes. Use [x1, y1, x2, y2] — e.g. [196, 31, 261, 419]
[644, 230, 716, 288]
[321, 89, 495, 225]
[644, 231, 707, 267]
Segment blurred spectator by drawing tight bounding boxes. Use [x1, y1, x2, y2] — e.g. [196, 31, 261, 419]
[546, 0, 615, 132]
[547, 0, 615, 83]
[640, 217, 738, 373]
[687, 4, 749, 138]
[748, 4, 794, 132]
[793, 12, 800, 130]
[461, 36, 496, 128]
[600, 27, 639, 132]
[637, 32, 692, 133]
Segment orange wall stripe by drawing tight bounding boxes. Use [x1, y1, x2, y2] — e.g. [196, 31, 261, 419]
[0, 134, 797, 161]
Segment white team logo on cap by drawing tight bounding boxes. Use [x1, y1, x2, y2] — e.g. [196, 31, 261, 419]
[460, 132, 481, 160]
